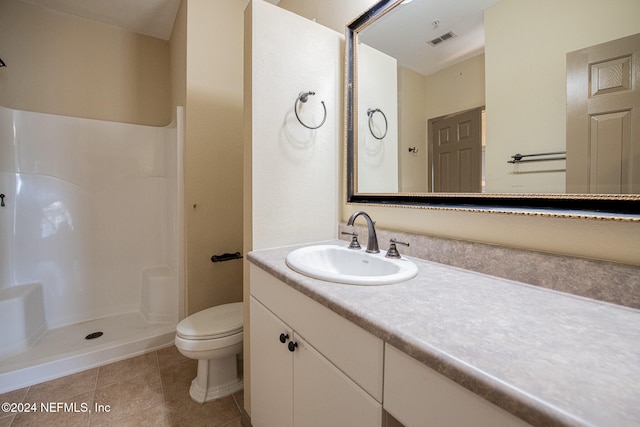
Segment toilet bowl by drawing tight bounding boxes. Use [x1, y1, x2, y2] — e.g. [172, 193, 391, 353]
[174, 302, 243, 403]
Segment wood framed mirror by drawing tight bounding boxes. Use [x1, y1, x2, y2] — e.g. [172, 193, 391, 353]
[345, 0, 640, 219]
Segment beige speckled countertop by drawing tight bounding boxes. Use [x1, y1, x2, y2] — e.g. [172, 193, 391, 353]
[247, 240, 640, 427]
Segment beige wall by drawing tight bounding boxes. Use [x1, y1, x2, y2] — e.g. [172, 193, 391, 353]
[170, 0, 187, 116]
[424, 54, 485, 121]
[340, 202, 640, 265]
[0, 0, 171, 126]
[398, 66, 427, 192]
[183, 0, 247, 315]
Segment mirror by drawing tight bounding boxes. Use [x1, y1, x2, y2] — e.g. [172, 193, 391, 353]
[346, 0, 640, 216]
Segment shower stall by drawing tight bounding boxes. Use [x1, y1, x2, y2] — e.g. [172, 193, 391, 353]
[0, 105, 183, 393]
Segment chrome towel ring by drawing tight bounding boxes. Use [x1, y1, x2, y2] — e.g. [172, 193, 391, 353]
[367, 108, 388, 140]
[295, 91, 327, 129]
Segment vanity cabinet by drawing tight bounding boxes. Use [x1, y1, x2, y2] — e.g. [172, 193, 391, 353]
[250, 263, 531, 427]
[250, 264, 383, 427]
[384, 344, 530, 427]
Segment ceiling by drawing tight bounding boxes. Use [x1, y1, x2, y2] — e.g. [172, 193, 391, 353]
[358, 0, 501, 76]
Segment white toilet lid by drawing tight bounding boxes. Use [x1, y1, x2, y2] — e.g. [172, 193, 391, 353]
[176, 302, 243, 340]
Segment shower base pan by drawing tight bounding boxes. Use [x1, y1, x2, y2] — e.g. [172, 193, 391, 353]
[0, 312, 176, 393]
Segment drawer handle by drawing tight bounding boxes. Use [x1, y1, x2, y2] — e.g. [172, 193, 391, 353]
[279, 333, 289, 344]
[288, 341, 298, 352]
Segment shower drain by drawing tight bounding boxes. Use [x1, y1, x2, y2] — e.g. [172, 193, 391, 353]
[85, 331, 104, 340]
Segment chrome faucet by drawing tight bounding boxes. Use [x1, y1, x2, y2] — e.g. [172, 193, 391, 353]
[346, 211, 379, 253]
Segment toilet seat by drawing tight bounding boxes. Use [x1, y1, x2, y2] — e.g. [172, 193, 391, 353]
[177, 302, 243, 340]
[174, 302, 244, 403]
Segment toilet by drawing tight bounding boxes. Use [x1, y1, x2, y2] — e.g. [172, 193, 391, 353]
[174, 302, 244, 403]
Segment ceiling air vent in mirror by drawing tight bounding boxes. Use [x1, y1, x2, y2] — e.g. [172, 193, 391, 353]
[428, 31, 456, 46]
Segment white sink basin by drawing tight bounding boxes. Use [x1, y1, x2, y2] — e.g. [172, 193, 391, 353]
[285, 245, 418, 285]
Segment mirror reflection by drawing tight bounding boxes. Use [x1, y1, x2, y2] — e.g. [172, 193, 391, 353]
[355, 0, 640, 195]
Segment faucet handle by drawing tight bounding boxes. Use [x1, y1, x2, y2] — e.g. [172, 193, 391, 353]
[385, 238, 409, 259]
[341, 231, 361, 250]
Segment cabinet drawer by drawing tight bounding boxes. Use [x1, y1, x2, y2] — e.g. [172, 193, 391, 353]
[250, 264, 384, 401]
[384, 344, 531, 427]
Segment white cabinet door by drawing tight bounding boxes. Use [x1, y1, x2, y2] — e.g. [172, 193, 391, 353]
[384, 344, 530, 427]
[293, 333, 382, 427]
[250, 264, 383, 400]
[250, 295, 382, 427]
[250, 297, 294, 427]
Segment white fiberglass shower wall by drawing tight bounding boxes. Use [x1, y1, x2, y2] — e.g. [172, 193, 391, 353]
[0, 105, 182, 392]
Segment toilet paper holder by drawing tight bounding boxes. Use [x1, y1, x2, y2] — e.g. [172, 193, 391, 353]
[211, 252, 243, 263]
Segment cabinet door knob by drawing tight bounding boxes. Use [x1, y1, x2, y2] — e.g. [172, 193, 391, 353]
[279, 333, 289, 343]
[288, 341, 298, 352]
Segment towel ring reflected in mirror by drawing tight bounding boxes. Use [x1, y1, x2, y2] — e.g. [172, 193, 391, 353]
[295, 91, 327, 129]
[367, 108, 388, 140]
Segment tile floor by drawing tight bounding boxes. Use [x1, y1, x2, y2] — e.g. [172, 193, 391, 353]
[0, 346, 246, 427]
